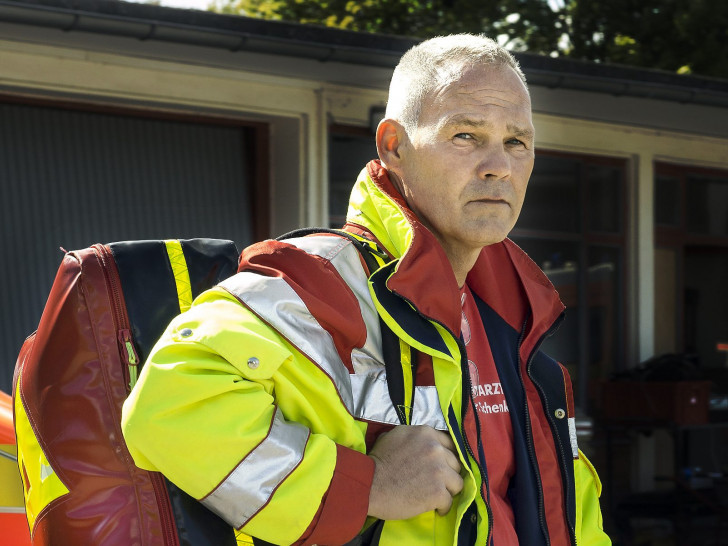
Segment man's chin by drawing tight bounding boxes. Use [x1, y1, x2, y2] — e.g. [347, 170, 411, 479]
[467, 224, 512, 248]
[478, 236, 507, 248]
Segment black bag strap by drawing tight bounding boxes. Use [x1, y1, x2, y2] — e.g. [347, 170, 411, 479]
[276, 227, 389, 273]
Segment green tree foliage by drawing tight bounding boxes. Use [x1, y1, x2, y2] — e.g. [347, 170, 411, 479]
[211, 0, 566, 55]
[210, 0, 728, 78]
[568, 0, 728, 77]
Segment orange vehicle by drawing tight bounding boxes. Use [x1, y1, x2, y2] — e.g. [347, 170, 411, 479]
[0, 390, 31, 546]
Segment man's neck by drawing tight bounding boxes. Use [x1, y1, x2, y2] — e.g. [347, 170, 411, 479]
[440, 241, 481, 288]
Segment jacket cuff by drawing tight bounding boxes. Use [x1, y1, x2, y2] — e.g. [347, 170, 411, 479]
[295, 444, 375, 546]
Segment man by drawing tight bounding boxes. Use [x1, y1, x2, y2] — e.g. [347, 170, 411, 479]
[122, 34, 610, 545]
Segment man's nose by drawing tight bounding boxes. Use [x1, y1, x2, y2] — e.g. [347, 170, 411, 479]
[477, 143, 511, 180]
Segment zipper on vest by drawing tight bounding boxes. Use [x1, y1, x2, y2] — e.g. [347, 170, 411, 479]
[521, 314, 577, 546]
[381, 287, 493, 543]
[94, 244, 179, 546]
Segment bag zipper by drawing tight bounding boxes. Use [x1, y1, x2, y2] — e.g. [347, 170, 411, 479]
[119, 329, 140, 389]
[94, 245, 141, 390]
[93, 244, 179, 546]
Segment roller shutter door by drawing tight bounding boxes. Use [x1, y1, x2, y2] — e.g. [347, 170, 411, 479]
[0, 102, 264, 393]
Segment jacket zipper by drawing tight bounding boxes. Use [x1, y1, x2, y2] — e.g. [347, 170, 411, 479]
[94, 244, 179, 546]
[516, 318, 550, 545]
[520, 314, 578, 546]
[518, 312, 577, 546]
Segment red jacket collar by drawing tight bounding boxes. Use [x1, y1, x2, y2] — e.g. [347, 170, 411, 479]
[352, 161, 564, 343]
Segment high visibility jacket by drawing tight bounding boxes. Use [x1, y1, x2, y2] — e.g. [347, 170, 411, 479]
[122, 160, 610, 545]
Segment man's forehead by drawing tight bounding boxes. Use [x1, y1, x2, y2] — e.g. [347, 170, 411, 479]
[425, 64, 530, 109]
[416, 73, 531, 130]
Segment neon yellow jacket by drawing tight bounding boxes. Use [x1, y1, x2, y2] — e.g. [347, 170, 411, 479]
[122, 161, 610, 545]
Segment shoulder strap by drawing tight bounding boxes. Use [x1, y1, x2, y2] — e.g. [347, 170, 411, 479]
[276, 228, 417, 425]
[276, 227, 389, 274]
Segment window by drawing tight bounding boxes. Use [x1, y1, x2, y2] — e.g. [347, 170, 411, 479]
[654, 163, 728, 370]
[329, 125, 378, 228]
[512, 152, 628, 409]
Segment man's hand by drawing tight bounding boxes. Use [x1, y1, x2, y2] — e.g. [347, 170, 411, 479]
[367, 425, 464, 521]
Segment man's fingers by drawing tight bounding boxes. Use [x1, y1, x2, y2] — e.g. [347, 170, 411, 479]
[430, 430, 462, 475]
[435, 491, 455, 516]
[444, 467, 464, 497]
[435, 432, 464, 516]
[433, 468, 464, 516]
[442, 445, 462, 474]
[433, 429, 458, 452]
[367, 425, 466, 520]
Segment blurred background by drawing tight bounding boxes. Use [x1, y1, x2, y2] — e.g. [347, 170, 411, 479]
[1, 0, 727, 543]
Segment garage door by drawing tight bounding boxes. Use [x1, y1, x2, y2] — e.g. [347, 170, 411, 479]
[0, 101, 266, 393]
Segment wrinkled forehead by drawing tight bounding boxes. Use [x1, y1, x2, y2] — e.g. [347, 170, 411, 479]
[417, 64, 532, 127]
[432, 63, 530, 107]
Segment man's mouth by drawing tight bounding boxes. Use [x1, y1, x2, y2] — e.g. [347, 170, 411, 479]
[472, 198, 508, 205]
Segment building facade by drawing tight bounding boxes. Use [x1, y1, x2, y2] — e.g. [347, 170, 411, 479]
[1, 0, 727, 424]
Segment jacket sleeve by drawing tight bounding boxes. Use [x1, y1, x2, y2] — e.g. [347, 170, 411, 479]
[121, 288, 373, 546]
[574, 450, 611, 545]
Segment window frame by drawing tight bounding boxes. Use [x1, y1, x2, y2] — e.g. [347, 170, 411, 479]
[654, 162, 728, 355]
[511, 150, 629, 409]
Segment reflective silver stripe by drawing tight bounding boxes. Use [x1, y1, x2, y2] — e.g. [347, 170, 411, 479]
[272, 235, 448, 430]
[284, 236, 384, 375]
[202, 408, 309, 528]
[568, 417, 579, 458]
[411, 386, 447, 430]
[220, 271, 355, 411]
[350, 370, 398, 425]
[351, 370, 447, 431]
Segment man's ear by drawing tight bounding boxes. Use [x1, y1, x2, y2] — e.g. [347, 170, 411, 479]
[376, 118, 407, 172]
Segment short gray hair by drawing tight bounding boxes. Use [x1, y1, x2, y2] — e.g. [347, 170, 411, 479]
[386, 34, 526, 132]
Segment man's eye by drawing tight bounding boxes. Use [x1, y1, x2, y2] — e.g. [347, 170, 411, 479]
[507, 138, 525, 146]
[454, 133, 474, 140]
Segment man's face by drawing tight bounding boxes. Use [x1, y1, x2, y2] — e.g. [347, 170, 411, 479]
[387, 64, 535, 257]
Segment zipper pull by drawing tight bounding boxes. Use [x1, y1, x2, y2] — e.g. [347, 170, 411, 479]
[118, 329, 141, 390]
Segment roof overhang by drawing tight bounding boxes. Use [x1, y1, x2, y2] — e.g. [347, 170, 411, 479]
[1, 0, 728, 109]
